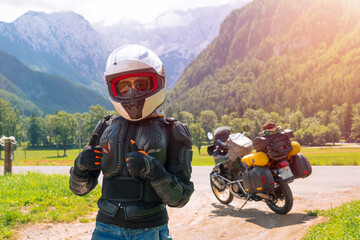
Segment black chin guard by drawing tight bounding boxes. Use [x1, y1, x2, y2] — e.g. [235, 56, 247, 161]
[121, 100, 145, 119]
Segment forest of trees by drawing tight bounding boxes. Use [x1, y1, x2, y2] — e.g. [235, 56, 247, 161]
[166, 0, 360, 120]
[0, 98, 116, 156]
[168, 100, 360, 153]
[1, 97, 359, 157]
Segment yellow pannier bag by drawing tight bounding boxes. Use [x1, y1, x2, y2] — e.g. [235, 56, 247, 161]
[241, 152, 269, 167]
[288, 141, 301, 157]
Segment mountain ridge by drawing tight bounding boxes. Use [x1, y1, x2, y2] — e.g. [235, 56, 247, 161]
[0, 51, 112, 116]
[0, 10, 106, 91]
[0, 1, 250, 115]
[0, 2, 250, 95]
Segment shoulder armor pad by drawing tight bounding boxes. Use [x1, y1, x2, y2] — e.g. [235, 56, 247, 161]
[171, 120, 192, 148]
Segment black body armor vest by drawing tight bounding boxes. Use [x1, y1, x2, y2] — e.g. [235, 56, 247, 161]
[98, 116, 168, 203]
[93, 116, 169, 228]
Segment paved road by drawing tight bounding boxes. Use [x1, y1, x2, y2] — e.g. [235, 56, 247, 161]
[192, 165, 360, 192]
[1, 165, 360, 192]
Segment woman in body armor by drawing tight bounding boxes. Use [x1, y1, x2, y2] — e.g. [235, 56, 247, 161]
[69, 44, 194, 239]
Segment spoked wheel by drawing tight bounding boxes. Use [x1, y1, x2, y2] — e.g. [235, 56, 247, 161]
[210, 177, 234, 204]
[266, 180, 293, 214]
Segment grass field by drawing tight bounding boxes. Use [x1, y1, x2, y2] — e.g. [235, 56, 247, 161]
[1, 148, 80, 166]
[0, 172, 100, 239]
[303, 200, 360, 239]
[300, 146, 360, 166]
[0, 145, 359, 166]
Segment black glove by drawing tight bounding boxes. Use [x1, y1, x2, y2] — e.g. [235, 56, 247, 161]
[125, 151, 166, 180]
[76, 145, 102, 171]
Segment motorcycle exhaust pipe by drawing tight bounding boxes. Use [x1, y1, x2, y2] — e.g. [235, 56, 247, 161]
[255, 192, 274, 201]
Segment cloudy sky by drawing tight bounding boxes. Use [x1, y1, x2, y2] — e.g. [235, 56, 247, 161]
[0, 0, 234, 26]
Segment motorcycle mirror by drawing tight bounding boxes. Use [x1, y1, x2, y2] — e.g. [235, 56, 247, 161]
[207, 132, 214, 140]
[243, 125, 250, 132]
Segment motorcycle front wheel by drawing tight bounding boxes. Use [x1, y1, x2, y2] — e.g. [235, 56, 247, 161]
[210, 177, 234, 204]
[265, 180, 293, 214]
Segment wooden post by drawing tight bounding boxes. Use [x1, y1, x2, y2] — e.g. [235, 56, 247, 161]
[1, 136, 17, 175]
[4, 141, 13, 174]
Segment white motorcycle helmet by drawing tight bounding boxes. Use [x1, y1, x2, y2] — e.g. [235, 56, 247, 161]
[104, 44, 166, 121]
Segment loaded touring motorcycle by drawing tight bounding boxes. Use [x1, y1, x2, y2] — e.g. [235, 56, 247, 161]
[207, 125, 312, 214]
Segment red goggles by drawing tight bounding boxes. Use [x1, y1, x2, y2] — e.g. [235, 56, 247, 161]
[110, 73, 158, 98]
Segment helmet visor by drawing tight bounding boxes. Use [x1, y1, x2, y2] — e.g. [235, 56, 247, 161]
[117, 77, 151, 94]
[109, 72, 159, 100]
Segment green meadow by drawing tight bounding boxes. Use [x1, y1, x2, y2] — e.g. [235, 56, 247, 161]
[303, 200, 360, 240]
[300, 146, 360, 166]
[193, 145, 360, 166]
[0, 172, 101, 239]
[2, 148, 81, 166]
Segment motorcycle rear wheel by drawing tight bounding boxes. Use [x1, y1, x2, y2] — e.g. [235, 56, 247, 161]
[210, 177, 234, 204]
[265, 180, 293, 214]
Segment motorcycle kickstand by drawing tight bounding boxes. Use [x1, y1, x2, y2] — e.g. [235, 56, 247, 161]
[237, 194, 250, 212]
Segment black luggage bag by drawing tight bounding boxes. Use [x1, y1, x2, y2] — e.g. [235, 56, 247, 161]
[253, 132, 293, 160]
[290, 153, 312, 179]
[243, 166, 275, 194]
[267, 133, 293, 160]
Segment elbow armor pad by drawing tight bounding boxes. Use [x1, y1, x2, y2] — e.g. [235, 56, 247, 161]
[69, 167, 99, 196]
[166, 118, 193, 180]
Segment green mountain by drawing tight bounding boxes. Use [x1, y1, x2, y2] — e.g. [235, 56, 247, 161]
[166, 0, 360, 117]
[0, 51, 112, 116]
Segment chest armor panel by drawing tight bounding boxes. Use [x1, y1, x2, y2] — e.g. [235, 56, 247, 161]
[99, 117, 168, 179]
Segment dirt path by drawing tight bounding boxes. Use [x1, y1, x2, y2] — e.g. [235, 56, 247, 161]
[13, 166, 360, 240]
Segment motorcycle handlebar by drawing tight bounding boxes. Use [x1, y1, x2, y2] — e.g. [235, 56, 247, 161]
[208, 139, 228, 156]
